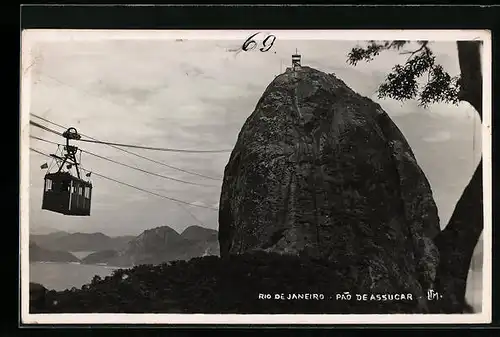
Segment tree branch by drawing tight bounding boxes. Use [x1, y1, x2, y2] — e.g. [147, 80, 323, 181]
[457, 41, 483, 120]
[431, 159, 483, 313]
[430, 42, 483, 313]
[399, 41, 429, 58]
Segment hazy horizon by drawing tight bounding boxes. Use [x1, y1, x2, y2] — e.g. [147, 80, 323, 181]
[26, 37, 481, 237]
[30, 223, 214, 237]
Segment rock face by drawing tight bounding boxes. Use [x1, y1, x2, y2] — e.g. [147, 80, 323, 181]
[218, 67, 441, 310]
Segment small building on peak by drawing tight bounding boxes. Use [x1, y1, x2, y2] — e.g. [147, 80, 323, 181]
[292, 50, 302, 70]
[285, 49, 302, 73]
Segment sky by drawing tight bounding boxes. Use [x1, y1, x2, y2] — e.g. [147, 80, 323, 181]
[24, 33, 482, 237]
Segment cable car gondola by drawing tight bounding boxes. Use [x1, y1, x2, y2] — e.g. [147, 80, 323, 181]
[41, 127, 93, 216]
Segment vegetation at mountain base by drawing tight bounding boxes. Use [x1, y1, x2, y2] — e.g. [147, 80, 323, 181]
[31, 252, 432, 314]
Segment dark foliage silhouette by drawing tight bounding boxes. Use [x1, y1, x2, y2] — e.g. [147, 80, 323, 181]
[31, 253, 423, 314]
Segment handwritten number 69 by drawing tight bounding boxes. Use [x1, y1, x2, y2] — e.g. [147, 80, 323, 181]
[241, 33, 276, 52]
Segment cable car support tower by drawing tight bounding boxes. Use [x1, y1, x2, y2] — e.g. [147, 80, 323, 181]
[52, 127, 83, 179]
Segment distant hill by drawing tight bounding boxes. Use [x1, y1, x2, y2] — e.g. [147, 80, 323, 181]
[181, 225, 218, 241]
[29, 242, 80, 263]
[82, 225, 220, 267]
[31, 232, 135, 252]
[81, 250, 119, 265]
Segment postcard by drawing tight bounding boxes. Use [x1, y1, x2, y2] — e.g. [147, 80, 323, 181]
[20, 29, 491, 325]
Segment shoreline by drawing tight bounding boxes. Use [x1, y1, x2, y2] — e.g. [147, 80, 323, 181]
[30, 260, 124, 269]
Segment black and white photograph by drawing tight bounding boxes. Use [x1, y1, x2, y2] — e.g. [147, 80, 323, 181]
[20, 30, 491, 324]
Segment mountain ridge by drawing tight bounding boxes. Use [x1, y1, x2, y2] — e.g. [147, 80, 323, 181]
[29, 242, 80, 263]
[80, 225, 220, 267]
[30, 231, 136, 252]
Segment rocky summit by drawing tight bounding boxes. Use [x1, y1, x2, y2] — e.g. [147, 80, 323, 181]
[218, 66, 441, 311]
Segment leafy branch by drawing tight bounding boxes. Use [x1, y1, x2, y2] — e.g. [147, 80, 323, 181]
[347, 40, 461, 107]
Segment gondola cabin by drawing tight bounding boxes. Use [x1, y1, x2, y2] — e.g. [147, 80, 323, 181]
[42, 171, 92, 216]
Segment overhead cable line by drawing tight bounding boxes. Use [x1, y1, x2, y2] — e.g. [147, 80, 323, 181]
[33, 114, 222, 180]
[30, 113, 232, 153]
[31, 135, 212, 226]
[30, 120, 63, 137]
[30, 75, 221, 222]
[30, 118, 231, 154]
[29, 135, 59, 146]
[29, 135, 217, 188]
[30, 147, 219, 211]
[177, 203, 208, 228]
[29, 121, 217, 226]
[77, 137, 232, 153]
[30, 113, 220, 181]
[31, 113, 222, 180]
